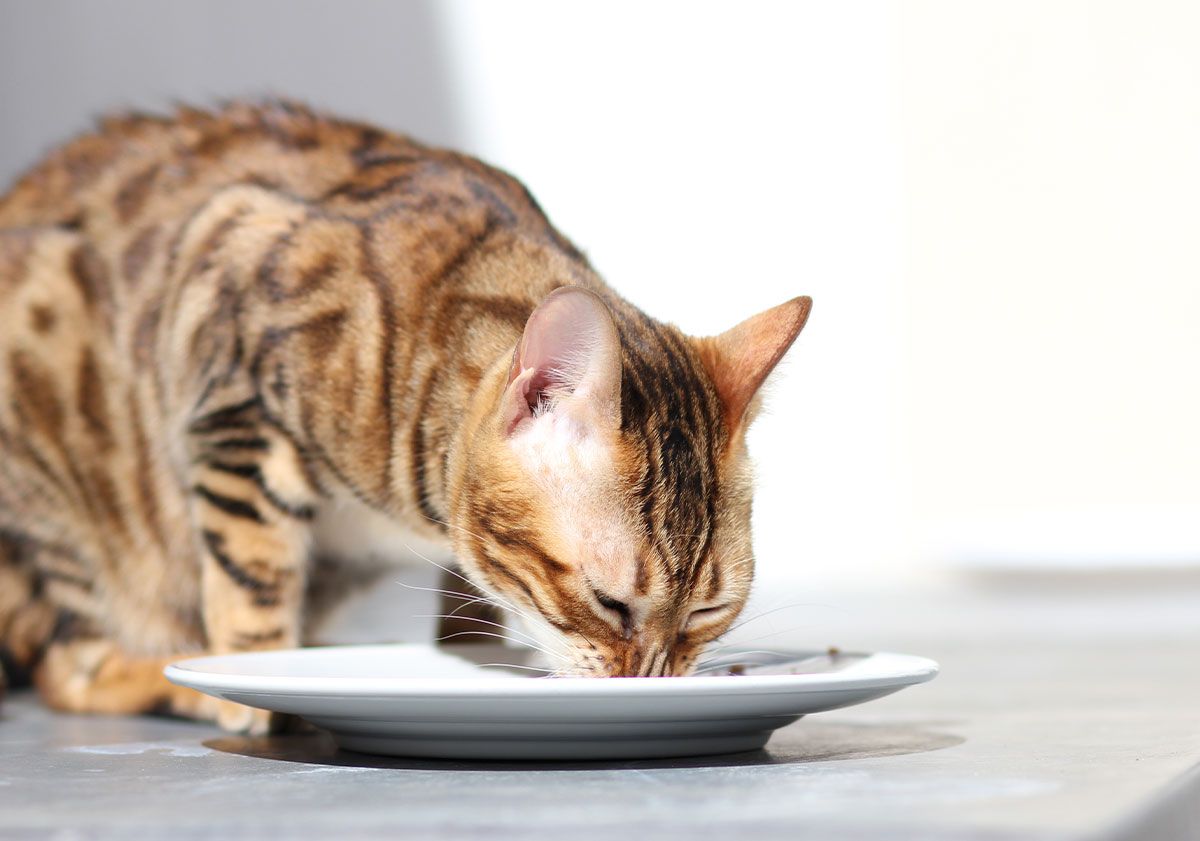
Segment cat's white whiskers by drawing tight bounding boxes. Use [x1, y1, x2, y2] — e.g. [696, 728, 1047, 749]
[474, 662, 559, 675]
[415, 514, 491, 551]
[396, 544, 573, 660]
[409, 520, 577, 646]
[398, 539, 537, 626]
[415, 613, 574, 659]
[698, 623, 819, 665]
[393, 577, 502, 610]
[393, 578, 519, 626]
[720, 600, 837, 637]
[410, 518, 583, 646]
[444, 594, 500, 618]
[692, 648, 804, 673]
[400, 539, 569, 651]
[435, 629, 571, 663]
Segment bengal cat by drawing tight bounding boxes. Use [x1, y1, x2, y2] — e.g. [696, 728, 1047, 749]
[0, 101, 810, 732]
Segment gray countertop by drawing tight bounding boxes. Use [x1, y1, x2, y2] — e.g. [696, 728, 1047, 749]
[2, 575, 1199, 841]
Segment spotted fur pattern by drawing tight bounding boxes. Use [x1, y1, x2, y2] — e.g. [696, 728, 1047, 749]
[0, 101, 810, 728]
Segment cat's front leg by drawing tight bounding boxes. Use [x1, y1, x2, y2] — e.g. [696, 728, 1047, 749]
[187, 415, 320, 733]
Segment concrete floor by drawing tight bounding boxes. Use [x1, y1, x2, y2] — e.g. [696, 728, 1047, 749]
[2, 575, 1199, 840]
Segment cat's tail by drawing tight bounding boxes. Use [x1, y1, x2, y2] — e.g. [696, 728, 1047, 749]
[0, 536, 59, 706]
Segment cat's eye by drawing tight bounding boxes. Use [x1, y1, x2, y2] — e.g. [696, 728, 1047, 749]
[593, 589, 634, 639]
[686, 603, 731, 627]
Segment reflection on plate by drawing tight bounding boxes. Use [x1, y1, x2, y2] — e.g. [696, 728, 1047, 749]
[165, 644, 938, 760]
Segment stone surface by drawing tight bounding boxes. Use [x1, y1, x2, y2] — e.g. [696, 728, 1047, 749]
[1, 578, 1198, 841]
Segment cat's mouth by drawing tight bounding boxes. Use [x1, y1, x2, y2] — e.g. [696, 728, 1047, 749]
[543, 646, 696, 678]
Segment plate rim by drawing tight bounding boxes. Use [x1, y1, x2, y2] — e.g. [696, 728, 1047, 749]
[164, 644, 939, 699]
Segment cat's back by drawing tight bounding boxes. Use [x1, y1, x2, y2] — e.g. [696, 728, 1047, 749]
[0, 100, 435, 231]
[0, 100, 574, 314]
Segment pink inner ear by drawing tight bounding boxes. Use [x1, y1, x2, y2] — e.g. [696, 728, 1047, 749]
[503, 366, 539, 434]
[503, 287, 622, 434]
[519, 302, 596, 396]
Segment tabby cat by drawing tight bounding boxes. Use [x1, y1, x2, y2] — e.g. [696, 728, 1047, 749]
[0, 101, 810, 732]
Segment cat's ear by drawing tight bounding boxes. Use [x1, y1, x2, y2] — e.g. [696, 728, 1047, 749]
[698, 296, 812, 431]
[501, 286, 622, 436]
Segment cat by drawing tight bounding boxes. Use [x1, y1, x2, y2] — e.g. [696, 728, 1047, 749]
[0, 100, 810, 732]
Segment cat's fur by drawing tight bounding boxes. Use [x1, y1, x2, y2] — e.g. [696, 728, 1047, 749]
[0, 101, 810, 731]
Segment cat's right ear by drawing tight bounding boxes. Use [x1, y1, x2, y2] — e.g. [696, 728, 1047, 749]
[500, 287, 622, 436]
[698, 296, 812, 432]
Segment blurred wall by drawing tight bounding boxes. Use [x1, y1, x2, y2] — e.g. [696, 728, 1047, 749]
[0, 0, 461, 183]
[899, 1, 1200, 570]
[1, 1, 1196, 599]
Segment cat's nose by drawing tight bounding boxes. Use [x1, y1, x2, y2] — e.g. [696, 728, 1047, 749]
[610, 645, 672, 677]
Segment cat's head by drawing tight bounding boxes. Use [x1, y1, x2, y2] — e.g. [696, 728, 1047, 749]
[448, 286, 810, 676]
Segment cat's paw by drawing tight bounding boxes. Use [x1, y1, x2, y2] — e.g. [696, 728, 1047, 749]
[215, 699, 276, 735]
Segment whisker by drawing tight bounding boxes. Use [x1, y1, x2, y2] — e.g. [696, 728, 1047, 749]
[394, 578, 528, 628]
[692, 648, 808, 674]
[444, 594, 502, 618]
[397, 581, 504, 619]
[415, 613, 574, 658]
[721, 600, 836, 637]
[439, 593, 486, 612]
[393, 577, 502, 608]
[409, 518, 564, 625]
[474, 662, 559, 675]
[399, 540, 539, 626]
[417, 513, 492, 549]
[406, 521, 595, 653]
[700, 625, 815, 661]
[696, 638, 806, 657]
[435, 630, 570, 662]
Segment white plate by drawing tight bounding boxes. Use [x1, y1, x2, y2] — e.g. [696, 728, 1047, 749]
[165, 644, 938, 760]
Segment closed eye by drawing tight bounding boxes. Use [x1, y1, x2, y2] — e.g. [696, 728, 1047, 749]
[593, 589, 634, 639]
[686, 603, 731, 627]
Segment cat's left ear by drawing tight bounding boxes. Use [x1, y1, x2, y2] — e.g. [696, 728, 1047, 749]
[697, 296, 812, 432]
[501, 286, 622, 436]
